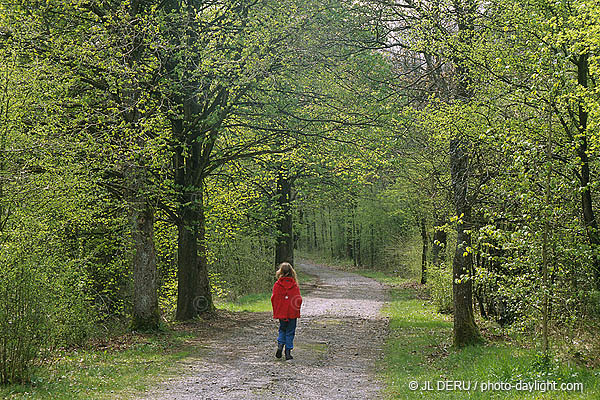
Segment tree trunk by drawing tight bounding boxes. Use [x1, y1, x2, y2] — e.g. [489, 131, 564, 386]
[118, 29, 160, 330]
[337, 219, 344, 258]
[575, 54, 600, 290]
[275, 171, 294, 265]
[370, 225, 375, 268]
[541, 107, 553, 355]
[328, 207, 334, 259]
[420, 218, 428, 284]
[432, 218, 447, 265]
[320, 210, 327, 252]
[175, 182, 214, 321]
[355, 223, 361, 267]
[131, 203, 160, 331]
[312, 212, 318, 250]
[297, 208, 304, 250]
[305, 209, 312, 251]
[448, 0, 481, 347]
[346, 213, 353, 259]
[352, 208, 358, 267]
[450, 137, 481, 347]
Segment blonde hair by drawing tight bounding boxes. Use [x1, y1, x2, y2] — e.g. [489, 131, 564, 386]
[276, 262, 297, 281]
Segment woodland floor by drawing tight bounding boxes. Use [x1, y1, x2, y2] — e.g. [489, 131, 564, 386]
[139, 260, 389, 400]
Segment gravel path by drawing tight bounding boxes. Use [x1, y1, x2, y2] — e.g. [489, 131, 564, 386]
[140, 260, 389, 400]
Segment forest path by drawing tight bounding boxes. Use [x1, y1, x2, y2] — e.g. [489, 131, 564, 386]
[140, 260, 389, 400]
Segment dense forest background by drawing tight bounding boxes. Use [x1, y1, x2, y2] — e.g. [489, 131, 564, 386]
[1, 0, 600, 386]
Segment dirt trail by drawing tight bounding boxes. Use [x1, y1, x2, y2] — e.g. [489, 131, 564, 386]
[141, 260, 389, 400]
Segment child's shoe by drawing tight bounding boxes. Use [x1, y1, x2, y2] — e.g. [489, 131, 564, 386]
[285, 348, 293, 360]
[276, 343, 284, 359]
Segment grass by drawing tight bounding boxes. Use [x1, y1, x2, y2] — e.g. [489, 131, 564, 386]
[359, 270, 600, 400]
[0, 330, 200, 400]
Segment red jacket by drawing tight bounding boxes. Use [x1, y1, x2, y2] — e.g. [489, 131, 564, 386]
[271, 277, 302, 320]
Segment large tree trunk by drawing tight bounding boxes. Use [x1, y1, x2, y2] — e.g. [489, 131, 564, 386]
[131, 203, 160, 331]
[575, 54, 600, 290]
[172, 121, 214, 320]
[450, 138, 481, 347]
[275, 170, 294, 265]
[118, 24, 160, 330]
[420, 218, 428, 284]
[175, 187, 214, 320]
[447, 0, 481, 347]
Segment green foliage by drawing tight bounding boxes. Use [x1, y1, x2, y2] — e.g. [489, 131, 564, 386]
[0, 256, 48, 384]
[0, 238, 97, 383]
[587, 290, 600, 317]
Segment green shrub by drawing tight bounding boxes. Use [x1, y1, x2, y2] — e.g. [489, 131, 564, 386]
[0, 243, 96, 384]
[48, 264, 95, 347]
[0, 257, 49, 384]
[427, 262, 453, 313]
[587, 289, 600, 317]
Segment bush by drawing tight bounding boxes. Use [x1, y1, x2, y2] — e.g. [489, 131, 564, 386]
[0, 257, 49, 384]
[427, 262, 453, 314]
[586, 289, 600, 318]
[48, 264, 95, 347]
[0, 243, 96, 384]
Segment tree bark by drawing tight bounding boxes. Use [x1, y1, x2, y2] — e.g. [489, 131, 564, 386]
[275, 170, 294, 265]
[115, 11, 160, 330]
[450, 137, 481, 347]
[175, 185, 214, 320]
[420, 218, 428, 284]
[447, 0, 481, 347]
[171, 117, 215, 321]
[131, 203, 160, 331]
[575, 54, 600, 290]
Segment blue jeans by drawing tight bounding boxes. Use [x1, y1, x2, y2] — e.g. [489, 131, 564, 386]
[277, 318, 297, 350]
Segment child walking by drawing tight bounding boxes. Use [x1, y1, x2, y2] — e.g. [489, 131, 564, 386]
[271, 262, 302, 360]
